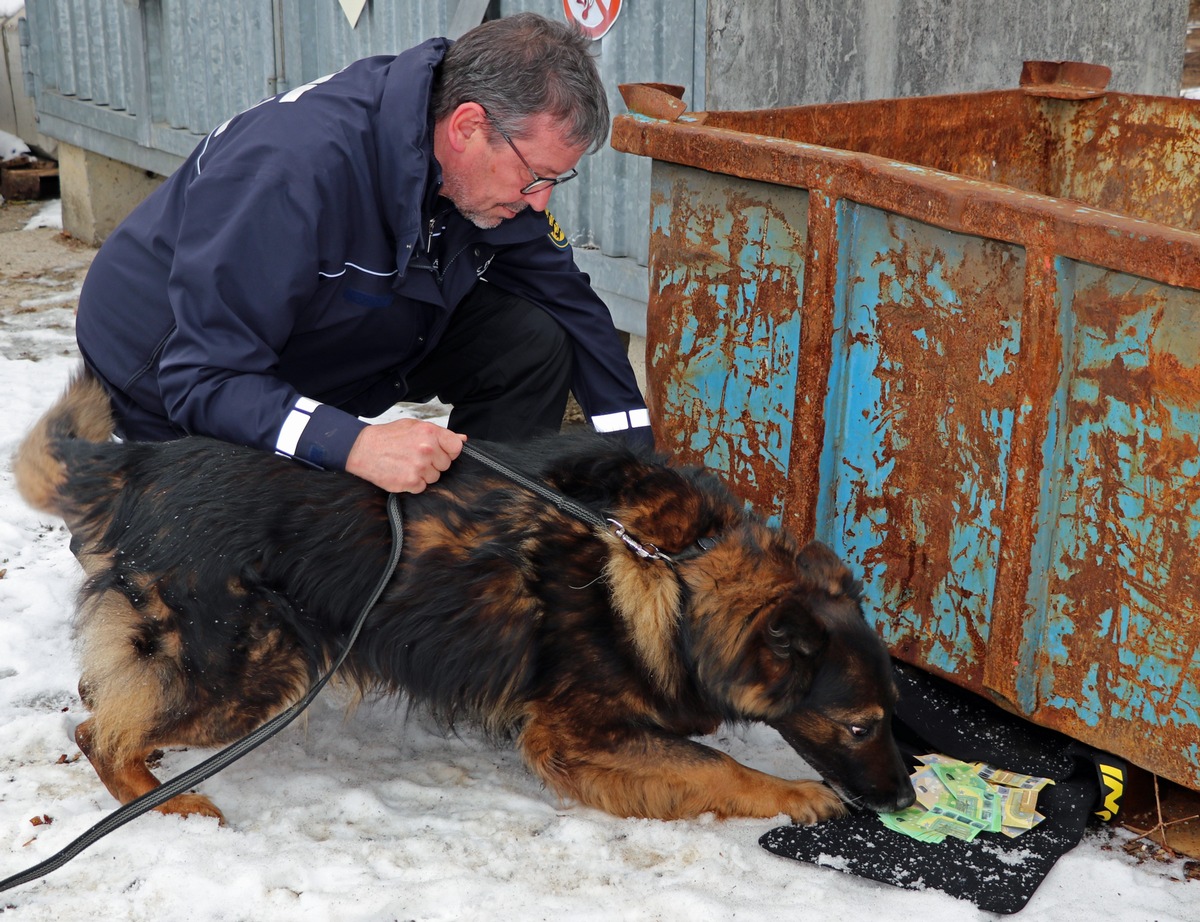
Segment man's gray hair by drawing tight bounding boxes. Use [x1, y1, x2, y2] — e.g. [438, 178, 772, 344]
[432, 12, 610, 153]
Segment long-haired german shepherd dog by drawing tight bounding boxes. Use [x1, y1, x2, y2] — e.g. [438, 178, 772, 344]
[14, 366, 914, 826]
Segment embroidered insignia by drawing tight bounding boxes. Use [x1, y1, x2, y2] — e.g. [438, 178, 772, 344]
[546, 211, 570, 249]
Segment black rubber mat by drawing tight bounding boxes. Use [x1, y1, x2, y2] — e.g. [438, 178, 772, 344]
[760, 662, 1121, 915]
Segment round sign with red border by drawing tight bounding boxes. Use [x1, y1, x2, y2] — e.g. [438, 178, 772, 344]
[562, 0, 623, 40]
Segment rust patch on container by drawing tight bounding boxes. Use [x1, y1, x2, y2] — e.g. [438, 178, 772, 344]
[619, 82, 688, 121]
[646, 165, 808, 515]
[1034, 275, 1200, 775]
[1044, 95, 1200, 232]
[1019, 60, 1111, 99]
[844, 215, 1026, 684]
[782, 192, 841, 540]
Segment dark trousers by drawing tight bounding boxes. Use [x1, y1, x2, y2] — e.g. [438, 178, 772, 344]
[401, 282, 572, 441]
[87, 283, 572, 445]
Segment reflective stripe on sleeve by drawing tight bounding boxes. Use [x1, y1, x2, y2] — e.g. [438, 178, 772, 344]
[275, 397, 321, 458]
[592, 409, 652, 433]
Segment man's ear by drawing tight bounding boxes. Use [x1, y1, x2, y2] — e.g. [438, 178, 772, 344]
[444, 102, 488, 153]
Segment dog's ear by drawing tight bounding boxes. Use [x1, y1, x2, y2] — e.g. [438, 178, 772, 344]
[763, 601, 828, 699]
[797, 540, 857, 596]
[765, 596, 829, 662]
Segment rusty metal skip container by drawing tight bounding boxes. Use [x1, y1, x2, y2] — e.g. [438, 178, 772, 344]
[612, 63, 1200, 792]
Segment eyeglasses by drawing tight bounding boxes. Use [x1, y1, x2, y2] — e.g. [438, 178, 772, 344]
[483, 110, 578, 195]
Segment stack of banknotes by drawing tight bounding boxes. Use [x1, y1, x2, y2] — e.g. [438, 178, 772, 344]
[880, 754, 1054, 843]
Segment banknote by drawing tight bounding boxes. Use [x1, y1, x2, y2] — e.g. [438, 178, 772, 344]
[879, 754, 1053, 844]
[976, 763, 1055, 792]
[880, 805, 949, 843]
[996, 785, 1046, 835]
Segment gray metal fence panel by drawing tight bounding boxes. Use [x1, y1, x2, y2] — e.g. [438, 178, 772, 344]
[501, 1, 706, 334]
[153, 1, 277, 149]
[279, 0, 449, 83]
[24, 0, 460, 164]
[26, 1, 151, 164]
[526, 0, 705, 259]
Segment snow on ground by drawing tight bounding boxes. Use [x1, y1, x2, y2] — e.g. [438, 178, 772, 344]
[0, 200, 1197, 920]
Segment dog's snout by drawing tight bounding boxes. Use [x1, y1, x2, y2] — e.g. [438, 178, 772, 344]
[880, 779, 917, 813]
[852, 771, 916, 814]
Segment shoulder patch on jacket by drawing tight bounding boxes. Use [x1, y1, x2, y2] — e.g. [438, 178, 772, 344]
[545, 211, 570, 249]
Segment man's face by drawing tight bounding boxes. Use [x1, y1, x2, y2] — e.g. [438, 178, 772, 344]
[442, 112, 588, 229]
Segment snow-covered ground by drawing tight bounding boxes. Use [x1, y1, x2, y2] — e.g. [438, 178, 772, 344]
[0, 200, 1196, 920]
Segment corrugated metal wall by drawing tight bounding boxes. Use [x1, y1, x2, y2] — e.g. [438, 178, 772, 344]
[505, 1, 706, 333]
[22, 0, 707, 334]
[278, 0, 450, 79]
[23, 0, 282, 171]
[152, 1, 278, 137]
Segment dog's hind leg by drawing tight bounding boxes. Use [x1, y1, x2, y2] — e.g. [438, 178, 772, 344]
[520, 711, 845, 823]
[72, 584, 230, 823]
[73, 717, 225, 824]
[73, 574, 315, 824]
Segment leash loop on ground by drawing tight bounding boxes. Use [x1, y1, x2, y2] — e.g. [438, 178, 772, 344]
[0, 492, 405, 894]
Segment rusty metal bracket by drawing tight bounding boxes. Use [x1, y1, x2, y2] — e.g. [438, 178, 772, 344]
[618, 83, 707, 123]
[1019, 60, 1111, 99]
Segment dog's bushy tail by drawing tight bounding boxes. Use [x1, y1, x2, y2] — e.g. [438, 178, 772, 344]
[13, 363, 115, 517]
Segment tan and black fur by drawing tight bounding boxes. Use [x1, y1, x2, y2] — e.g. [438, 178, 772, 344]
[14, 366, 915, 826]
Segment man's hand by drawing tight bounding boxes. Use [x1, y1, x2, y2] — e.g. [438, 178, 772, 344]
[345, 418, 467, 493]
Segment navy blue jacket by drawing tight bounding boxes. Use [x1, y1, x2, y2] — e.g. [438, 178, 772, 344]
[76, 39, 650, 471]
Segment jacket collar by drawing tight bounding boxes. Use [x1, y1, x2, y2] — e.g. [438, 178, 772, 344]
[376, 39, 563, 280]
[376, 38, 450, 279]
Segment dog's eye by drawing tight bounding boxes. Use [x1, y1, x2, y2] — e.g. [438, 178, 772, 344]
[848, 724, 871, 739]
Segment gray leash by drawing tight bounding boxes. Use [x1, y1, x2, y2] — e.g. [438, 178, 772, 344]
[461, 442, 677, 560]
[1, 441, 679, 893]
[0, 492, 404, 894]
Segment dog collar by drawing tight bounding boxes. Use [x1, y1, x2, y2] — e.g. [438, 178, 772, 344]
[607, 519, 718, 563]
[461, 443, 719, 566]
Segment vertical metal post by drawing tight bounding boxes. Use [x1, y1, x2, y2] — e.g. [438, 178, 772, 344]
[125, 0, 153, 147]
[269, 0, 288, 95]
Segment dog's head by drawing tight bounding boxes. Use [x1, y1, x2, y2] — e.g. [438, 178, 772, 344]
[682, 530, 915, 814]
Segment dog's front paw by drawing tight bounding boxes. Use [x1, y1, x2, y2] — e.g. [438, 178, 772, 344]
[783, 780, 846, 825]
